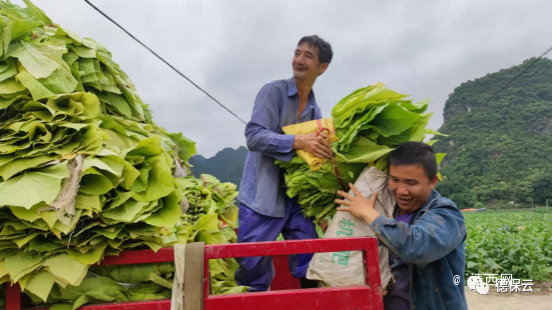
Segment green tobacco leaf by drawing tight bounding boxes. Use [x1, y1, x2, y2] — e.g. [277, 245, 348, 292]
[8, 41, 63, 79]
[24, 270, 56, 302]
[22, 0, 54, 25]
[59, 276, 119, 301]
[0, 58, 17, 82]
[17, 70, 55, 100]
[72, 285, 129, 309]
[0, 77, 26, 95]
[67, 243, 107, 265]
[132, 154, 175, 202]
[79, 168, 115, 195]
[436, 153, 446, 166]
[370, 104, 421, 137]
[43, 254, 89, 286]
[148, 272, 173, 289]
[101, 199, 147, 223]
[400, 98, 430, 113]
[193, 214, 218, 231]
[335, 137, 392, 163]
[0, 154, 58, 181]
[4, 254, 43, 282]
[0, 161, 68, 209]
[142, 190, 182, 226]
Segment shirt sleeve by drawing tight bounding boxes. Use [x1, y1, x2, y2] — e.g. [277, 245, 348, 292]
[245, 84, 296, 162]
[368, 203, 466, 267]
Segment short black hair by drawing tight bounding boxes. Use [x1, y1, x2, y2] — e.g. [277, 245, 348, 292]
[298, 35, 333, 64]
[388, 142, 437, 181]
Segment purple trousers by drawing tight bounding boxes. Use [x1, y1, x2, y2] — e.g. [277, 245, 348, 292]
[235, 196, 318, 291]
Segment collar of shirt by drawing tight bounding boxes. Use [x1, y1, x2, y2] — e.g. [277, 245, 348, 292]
[286, 77, 319, 120]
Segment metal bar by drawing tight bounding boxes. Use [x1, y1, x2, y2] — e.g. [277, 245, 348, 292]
[203, 251, 210, 302]
[204, 237, 378, 259]
[204, 286, 382, 310]
[8, 238, 382, 310]
[363, 248, 384, 309]
[5, 284, 22, 310]
[30, 300, 171, 310]
[98, 248, 174, 266]
[271, 255, 300, 290]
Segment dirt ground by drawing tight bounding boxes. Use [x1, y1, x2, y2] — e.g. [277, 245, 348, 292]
[466, 286, 552, 310]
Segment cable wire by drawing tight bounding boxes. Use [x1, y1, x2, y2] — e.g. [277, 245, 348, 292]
[461, 45, 552, 124]
[84, 0, 247, 125]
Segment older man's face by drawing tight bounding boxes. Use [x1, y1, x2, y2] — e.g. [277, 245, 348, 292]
[292, 43, 326, 80]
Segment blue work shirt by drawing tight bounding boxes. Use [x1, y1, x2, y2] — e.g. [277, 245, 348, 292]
[370, 190, 468, 310]
[238, 77, 322, 217]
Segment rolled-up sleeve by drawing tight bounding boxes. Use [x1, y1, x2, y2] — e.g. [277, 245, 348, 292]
[245, 84, 295, 162]
[369, 204, 466, 267]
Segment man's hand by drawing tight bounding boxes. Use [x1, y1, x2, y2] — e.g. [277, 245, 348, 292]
[335, 183, 380, 224]
[293, 132, 332, 159]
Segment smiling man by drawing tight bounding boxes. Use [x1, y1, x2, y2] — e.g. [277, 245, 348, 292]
[236, 35, 333, 291]
[336, 142, 467, 310]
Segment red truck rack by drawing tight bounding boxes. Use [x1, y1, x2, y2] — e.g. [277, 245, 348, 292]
[5, 237, 383, 310]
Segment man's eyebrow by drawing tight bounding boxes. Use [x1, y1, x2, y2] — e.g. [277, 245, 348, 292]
[388, 174, 419, 183]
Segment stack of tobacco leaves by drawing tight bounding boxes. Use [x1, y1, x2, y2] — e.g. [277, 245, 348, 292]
[0, 1, 245, 309]
[278, 82, 444, 222]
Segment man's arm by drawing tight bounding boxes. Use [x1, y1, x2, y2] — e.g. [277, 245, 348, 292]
[336, 184, 466, 267]
[245, 84, 331, 161]
[368, 204, 466, 267]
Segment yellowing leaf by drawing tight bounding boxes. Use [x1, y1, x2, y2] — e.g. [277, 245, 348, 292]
[0, 161, 68, 209]
[8, 41, 62, 79]
[24, 270, 56, 302]
[43, 254, 88, 286]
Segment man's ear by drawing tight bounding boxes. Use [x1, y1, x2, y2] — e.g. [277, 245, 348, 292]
[429, 175, 439, 190]
[318, 63, 329, 76]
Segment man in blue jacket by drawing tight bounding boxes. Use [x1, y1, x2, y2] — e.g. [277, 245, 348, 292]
[236, 35, 333, 291]
[336, 142, 467, 310]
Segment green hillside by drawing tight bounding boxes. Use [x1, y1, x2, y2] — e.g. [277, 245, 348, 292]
[434, 58, 552, 208]
[189, 146, 247, 187]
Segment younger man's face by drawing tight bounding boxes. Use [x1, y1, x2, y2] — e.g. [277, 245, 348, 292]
[388, 164, 438, 214]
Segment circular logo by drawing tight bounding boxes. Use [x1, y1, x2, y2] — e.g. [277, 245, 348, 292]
[453, 275, 461, 285]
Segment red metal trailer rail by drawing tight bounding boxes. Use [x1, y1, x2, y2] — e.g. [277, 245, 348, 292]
[5, 237, 383, 310]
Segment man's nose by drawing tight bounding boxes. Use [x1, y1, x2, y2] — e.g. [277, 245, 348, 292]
[294, 54, 306, 64]
[397, 186, 409, 196]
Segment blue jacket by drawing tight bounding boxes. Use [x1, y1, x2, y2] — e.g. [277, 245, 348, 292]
[238, 78, 322, 217]
[369, 190, 467, 310]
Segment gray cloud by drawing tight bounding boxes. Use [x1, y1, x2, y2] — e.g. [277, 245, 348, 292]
[18, 0, 552, 157]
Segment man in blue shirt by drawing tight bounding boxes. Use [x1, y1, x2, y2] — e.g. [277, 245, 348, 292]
[236, 35, 333, 291]
[336, 142, 467, 309]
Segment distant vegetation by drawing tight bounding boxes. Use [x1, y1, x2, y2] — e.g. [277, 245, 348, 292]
[434, 58, 552, 209]
[464, 211, 552, 282]
[188, 146, 247, 187]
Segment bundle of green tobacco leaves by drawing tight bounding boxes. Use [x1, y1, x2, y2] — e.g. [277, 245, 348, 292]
[278, 83, 443, 222]
[0, 1, 245, 308]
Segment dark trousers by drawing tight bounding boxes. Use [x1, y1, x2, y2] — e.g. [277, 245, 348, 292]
[235, 197, 318, 291]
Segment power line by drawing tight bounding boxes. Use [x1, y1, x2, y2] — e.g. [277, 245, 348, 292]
[460, 44, 552, 125]
[84, 0, 247, 125]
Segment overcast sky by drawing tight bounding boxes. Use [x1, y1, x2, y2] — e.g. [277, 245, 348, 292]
[16, 0, 552, 157]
